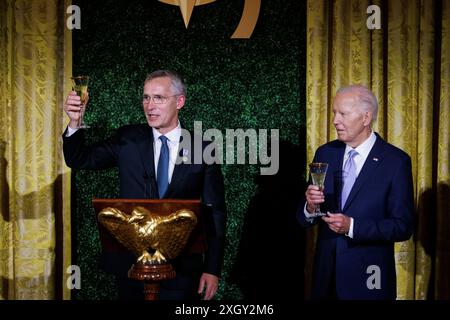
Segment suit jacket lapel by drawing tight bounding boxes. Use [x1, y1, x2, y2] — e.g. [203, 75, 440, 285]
[165, 127, 194, 198]
[136, 125, 157, 191]
[334, 143, 346, 212]
[342, 134, 386, 212]
[166, 148, 190, 197]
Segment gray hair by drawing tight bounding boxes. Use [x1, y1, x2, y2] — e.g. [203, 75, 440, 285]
[336, 85, 378, 121]
[144, 70, 186, 96]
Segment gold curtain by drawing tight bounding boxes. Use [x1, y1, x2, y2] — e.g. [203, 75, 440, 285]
[306, 0, 450, 299]
[0, 0, 72, 299]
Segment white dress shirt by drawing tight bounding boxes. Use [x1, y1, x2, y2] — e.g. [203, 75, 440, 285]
[342, 131, 377, 178]
[66, 126, 78, 137]
[304, 131, 377, 238]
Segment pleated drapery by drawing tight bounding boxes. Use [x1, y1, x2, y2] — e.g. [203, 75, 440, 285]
[0, 0, 72, 299]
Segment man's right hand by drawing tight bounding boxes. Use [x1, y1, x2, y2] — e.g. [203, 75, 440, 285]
[305, 185, 324, 213]
[64, 91, 88, 129]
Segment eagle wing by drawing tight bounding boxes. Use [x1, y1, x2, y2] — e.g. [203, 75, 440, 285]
[144, 209, 197, 259]
[98, 207, 145, 257]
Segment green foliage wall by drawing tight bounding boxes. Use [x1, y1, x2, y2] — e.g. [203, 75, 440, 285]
[72, 0, 306, 299]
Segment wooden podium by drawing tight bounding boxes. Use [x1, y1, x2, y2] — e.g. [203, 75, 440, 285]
[92, 199, 204, 300]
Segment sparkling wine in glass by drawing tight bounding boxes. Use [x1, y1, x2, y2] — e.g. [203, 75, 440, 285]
[309, 162, 329, 217]
[71, 75, 90, 129]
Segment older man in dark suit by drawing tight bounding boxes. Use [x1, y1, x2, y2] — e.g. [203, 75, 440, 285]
[298, 85, 414, 300]
[63, 70, 226, 300]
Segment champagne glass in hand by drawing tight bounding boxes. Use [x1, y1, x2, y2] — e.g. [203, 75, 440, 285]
[71, 75, 90, 129]
[308, 162, 329, 217]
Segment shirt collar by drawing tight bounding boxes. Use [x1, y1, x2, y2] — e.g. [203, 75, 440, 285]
[345, 131, 377, 158]
[152, 121, 181, 143]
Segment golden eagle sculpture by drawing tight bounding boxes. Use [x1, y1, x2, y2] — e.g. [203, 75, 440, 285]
[98, 206, 197, 264]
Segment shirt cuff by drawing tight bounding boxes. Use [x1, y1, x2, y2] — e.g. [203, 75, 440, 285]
[66, 126, 79, 137]
[346, 217, 354, 238]
[303, 202, 315, 223]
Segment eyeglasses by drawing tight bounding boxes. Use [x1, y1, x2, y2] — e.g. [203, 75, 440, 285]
[142, 94, 180, 104]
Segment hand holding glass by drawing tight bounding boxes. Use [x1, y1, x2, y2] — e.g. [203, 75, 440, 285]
[71, 75, 89, 129]
[308, 162, 329, 217]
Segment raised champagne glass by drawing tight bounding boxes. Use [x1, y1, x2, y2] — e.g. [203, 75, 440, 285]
[71, 75, 90, 129]
[309, 162, 329, 217]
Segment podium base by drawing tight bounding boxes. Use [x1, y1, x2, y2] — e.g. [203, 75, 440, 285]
[128, 262, 176, 300]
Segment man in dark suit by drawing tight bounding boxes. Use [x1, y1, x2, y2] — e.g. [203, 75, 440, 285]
[298, 85, 414, 300]
[63, 70, 226, 300]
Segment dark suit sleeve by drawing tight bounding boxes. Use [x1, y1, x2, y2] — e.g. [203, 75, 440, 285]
[296, 203, 319, 227]
[62, 127, 119, 170]
[201, 161, 226, 277]
[353, 155, 414, 242]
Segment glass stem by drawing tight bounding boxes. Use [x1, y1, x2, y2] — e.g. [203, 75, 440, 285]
[79, 105, 84, 126]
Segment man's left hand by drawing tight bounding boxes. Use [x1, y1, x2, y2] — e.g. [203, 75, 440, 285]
[198, 273, 219, 300]
[322, 212, 351, 234]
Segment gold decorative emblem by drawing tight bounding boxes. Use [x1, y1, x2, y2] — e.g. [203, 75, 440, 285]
[159, 0, 261, 38]
[98, 206, 197, 264]
[231, 0, 261, 39]
[159, 0, 216, 28]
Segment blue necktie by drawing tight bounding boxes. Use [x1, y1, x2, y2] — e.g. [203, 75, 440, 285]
[157, 135, 169, 198]
[341, 149, 358, 209]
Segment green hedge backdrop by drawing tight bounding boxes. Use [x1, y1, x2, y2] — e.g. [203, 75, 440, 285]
[72, 0, 306, 299]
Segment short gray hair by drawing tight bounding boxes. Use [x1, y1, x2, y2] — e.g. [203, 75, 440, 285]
[144, 70, 186, 96]
[336, 85, 378, 121]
